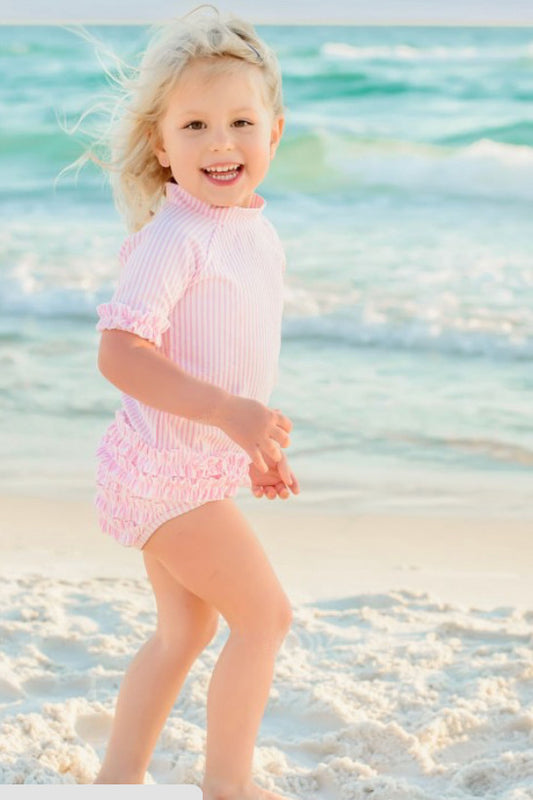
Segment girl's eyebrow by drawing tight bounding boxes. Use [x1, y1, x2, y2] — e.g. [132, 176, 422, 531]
[180, 107, 256, 116]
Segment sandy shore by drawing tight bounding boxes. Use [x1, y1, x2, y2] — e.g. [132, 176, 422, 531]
[1, 492, 532, 796]
[2, 492, 532, 609]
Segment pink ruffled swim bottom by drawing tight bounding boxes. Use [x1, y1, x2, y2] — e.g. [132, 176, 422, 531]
[94, 409, 251, 549]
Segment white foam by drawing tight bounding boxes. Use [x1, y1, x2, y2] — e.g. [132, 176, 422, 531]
[323, 135, 533, 201]
[321, 41, 525, 62]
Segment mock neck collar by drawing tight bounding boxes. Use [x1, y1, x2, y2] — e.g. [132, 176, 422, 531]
[165, 180, 266, 223]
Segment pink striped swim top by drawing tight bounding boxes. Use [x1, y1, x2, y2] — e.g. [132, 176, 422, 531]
[95, 180, 286, 484]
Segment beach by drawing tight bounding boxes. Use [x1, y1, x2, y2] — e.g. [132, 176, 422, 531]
[2, 18, 533, 798]
[1, 492, 532, 797]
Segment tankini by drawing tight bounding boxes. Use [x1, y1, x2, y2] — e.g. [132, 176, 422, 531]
[94, 180, 285, 549]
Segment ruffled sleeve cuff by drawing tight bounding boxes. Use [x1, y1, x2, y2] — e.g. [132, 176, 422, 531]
[95, 301, 170, 348]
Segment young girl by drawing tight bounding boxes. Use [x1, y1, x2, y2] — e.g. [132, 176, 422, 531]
[88, 5, 300, 799]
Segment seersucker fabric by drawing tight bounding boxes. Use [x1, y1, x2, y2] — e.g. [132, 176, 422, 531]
[94, 180, 286, 549]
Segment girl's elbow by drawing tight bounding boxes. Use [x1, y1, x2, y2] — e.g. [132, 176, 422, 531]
[97, 347, 110, 379]
[97, 328, 153, 379]
[97, 329, 126, 379]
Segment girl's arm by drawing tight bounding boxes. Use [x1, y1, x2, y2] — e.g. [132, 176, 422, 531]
[98, 328, 229, 426]
[98, 328, 293, 481]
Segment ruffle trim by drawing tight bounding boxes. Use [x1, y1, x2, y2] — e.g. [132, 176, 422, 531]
[96, 460, 246, 503]
[94, 409, 252, 547]
[95, 409, 251, 501]
[95, 301, 170, 348]
[94, 479, 242, 526]
[94, 481, 242, 549]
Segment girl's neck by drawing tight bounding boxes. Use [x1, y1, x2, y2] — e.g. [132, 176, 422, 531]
[164, 180, 266, 223]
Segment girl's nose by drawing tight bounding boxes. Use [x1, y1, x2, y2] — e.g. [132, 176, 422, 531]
[209, 126, 235, 151]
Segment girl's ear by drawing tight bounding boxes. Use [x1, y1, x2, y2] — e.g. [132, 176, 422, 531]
[157, 151, 171, 168]
[270, 115, 285, 160]
[148, 127, 170, 168]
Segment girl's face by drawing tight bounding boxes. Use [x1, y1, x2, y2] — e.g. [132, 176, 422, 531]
[153, 58, 284, 208]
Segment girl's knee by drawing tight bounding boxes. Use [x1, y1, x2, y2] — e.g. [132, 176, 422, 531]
[187, 611, 220, 650]
[199, 613, 221, 648]
[235, 591, 293, 645]
[157, 609, 219, 655]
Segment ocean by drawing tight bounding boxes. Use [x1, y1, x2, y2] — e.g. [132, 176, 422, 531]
[1, 23, 532, 517]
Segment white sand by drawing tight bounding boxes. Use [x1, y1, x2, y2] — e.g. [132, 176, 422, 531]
[1, 492, 533, 798]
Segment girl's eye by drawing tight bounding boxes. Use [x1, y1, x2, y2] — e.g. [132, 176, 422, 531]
[184, 120, 252, 130]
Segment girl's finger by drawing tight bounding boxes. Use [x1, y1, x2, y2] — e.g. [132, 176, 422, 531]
[266, 447, 291, 486]
[278, 457, 293, 486]
[274, 409, 293, 434]
[276, 482, 289, 499]
[289, 473, 300, 493]
[269, 413, 291, 449]
[266, 440, 283, 465]
[272, 425, 291, 448]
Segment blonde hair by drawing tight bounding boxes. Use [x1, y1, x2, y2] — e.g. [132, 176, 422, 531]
[62, 4, 284, 232]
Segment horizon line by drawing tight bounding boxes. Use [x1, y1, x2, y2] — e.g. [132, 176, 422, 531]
[1, 18, 533, 27]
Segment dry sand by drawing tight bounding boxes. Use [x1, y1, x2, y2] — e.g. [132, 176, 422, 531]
[1, 492, 532, 798]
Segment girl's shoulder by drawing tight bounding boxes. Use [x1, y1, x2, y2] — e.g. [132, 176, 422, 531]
[259, 213, 279, 238]
[259, 214, 286, 268]
[118, 202, 209, 268]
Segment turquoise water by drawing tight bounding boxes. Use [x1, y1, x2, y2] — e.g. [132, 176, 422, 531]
[1, 24, 532, 515]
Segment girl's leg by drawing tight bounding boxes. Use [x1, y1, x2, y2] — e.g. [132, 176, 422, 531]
[94, 553, 219, 784]
[142, 497, 293, 800]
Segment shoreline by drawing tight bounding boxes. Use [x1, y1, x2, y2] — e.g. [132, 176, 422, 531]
[2, 491, 532, 611]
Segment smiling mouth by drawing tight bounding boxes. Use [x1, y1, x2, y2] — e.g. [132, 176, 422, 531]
[202, 164, 243, 180]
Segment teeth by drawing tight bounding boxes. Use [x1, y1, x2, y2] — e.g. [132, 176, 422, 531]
[205, 164, 241, 173]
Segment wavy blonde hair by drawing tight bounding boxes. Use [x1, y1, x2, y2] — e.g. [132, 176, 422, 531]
[62, 4, 284, 232]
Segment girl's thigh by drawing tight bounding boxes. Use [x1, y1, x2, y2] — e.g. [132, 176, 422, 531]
[141, 498, 292, 635]
[142, 550, 219, 646]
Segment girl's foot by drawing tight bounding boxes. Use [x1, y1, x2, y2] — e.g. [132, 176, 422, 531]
[204, 782, 295, 800]
[93, 773, 144, 784]
[255, 788, 294, 800]
[246, 783, 295, 800]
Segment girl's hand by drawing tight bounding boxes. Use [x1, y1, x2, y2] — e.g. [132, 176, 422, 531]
[216, 396, 293, 483]
[249, 450, 300, 501]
